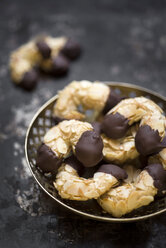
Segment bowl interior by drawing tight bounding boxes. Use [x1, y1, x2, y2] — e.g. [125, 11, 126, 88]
[25, 82, 166, 222]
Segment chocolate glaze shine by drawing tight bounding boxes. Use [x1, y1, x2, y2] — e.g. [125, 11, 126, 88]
[145, 163, 166, 196]
[101, 112, 129, 139]
[97, 164, 128, 180]
[135, 125, 166, 156]
[75, 130, 103, 167]
[36, 143, 62, 173]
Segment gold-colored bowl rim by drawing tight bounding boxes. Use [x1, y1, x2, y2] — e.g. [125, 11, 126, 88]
[25, 82, 166, 222]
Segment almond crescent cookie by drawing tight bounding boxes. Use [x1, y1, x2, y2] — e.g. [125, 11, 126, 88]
[53, 80, 123, 121]
[54, 160, 127, 201]
[98, 163, 166, 217]
[36, 120, 103, 171]
[10, 36, 81, 90]
[101, 97, 166, 156]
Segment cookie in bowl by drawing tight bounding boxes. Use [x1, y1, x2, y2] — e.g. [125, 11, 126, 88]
[25, 81, 166, 220]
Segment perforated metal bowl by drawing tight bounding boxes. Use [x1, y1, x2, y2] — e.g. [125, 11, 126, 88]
[25, 82, 166, 222]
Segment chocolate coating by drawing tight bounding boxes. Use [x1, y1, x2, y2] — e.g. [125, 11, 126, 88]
[145, 163, 166, 195]
[65, 155, 85, 176]
[101, 112, 129, 139]
[20, 69, 38, 91]
[75, 130, 103, 167]
[61, 39, 81, 60]
[53, 116, 66, 125]
[138, 155, 149, 169]
[103, 90, 124, 115]
[135, 125, 166, 156]
[97, 164, 128, 180]
[51, 55, 69, 76]
[36, 40, 51, 59]
[36, 143, 62, 173]
[91, 122, 101, 135]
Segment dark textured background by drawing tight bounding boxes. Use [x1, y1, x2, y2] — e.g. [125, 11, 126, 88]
[0, 0, 166, 247]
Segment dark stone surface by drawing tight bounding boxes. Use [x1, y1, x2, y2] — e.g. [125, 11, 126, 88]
[1, 0, 166, 247]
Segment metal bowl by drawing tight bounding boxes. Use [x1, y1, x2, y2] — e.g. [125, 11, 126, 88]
[25, 82, 166, 222]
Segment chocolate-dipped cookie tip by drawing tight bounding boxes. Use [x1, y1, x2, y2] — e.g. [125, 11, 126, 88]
[36, 40, 51, 59]
[65, 155, 85, 176]
[36, 143, 62, 173]
[61, 39, 81, 60]
[75, 130, 103, 167]
[20, 69, 38, 91]
[101, 112, 129, 139]
[135, 125, 166, 156]
[145, 163, 166, 195]
[103, 90, 124, 115]
[97, 164, 128, 180]
[51, 54, 69, 76]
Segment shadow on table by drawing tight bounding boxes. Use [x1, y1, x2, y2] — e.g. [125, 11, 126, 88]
[41, 190, 154, 248]
[15, 180, 166, 248]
